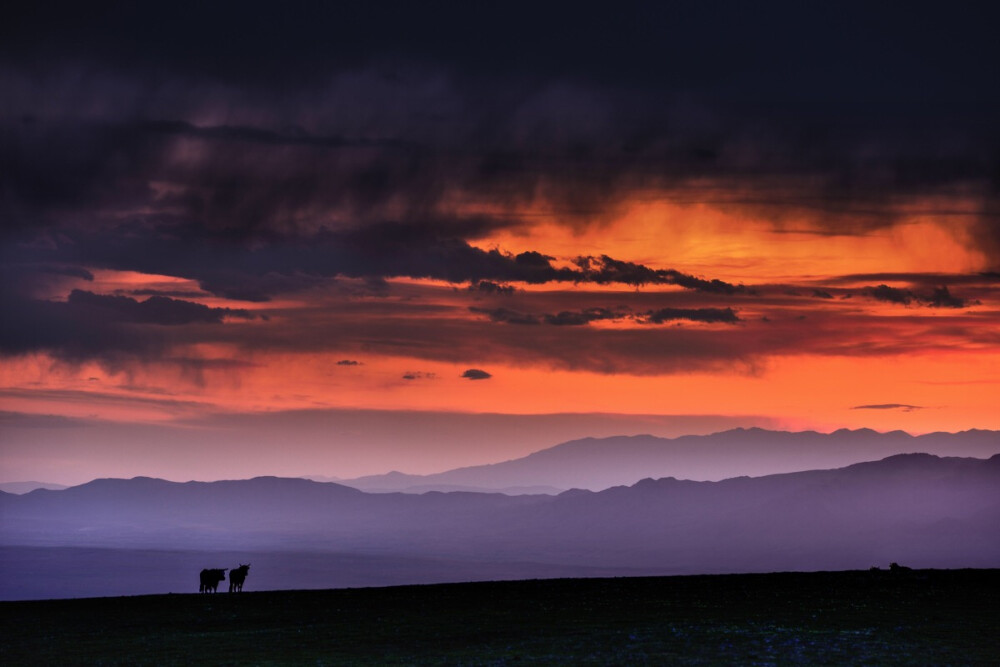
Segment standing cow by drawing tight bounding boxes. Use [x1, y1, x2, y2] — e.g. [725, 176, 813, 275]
[199, 568, 227, 593]
[229, 563, 250, 592]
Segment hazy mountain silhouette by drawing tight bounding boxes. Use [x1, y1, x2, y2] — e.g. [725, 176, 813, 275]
[2, 453, 998, 576]
[336, 428, 1000, 492]
[0, 482, 68, 494]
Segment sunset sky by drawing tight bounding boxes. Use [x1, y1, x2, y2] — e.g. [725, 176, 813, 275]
[2, 1, 999, 485]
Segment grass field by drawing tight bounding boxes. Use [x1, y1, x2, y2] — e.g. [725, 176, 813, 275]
[2, 569, 997, 665]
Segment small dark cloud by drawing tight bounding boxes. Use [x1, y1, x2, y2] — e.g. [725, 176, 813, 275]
[469, 307, 541, 325]
[573, 255, 749, 294]
[470, 280, 516, 295]
[402, 371, 435, 380]
[644, 307, 739, 324]
[851, 404, 924, 412]
[925, 286, 966, 309]
[812, 289, 834, 299]
[461, 368, 492, 380]
[336, 359, 361, 366]
[515, 251, 556, 268]
[865, 284, 914, 305]
[659, 269, 751, 295]
[573, 255, 657, 287]
[864, 284, 967, 308]
[544, 308, 624, 326]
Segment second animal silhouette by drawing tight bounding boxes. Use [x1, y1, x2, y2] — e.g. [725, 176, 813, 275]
[229, 563, 250, 592]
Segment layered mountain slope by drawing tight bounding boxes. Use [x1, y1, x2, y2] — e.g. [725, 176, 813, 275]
[3, 453, 998, 574]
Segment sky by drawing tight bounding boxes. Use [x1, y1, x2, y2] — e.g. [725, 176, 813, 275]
[2, 1, 999, 485]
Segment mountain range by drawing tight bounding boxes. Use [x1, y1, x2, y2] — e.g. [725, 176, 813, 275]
[3, 452, 998, 576]
[329, 427, 1000, 493]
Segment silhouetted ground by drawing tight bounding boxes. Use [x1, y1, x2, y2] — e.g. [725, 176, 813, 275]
[2, 569, 997, 665]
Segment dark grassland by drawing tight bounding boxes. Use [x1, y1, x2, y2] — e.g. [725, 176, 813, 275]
[2, 570, 997, 665]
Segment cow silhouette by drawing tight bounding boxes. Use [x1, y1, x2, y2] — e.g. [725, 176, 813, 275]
[229, 563, 250, 593]
[199, 568, 227, 593]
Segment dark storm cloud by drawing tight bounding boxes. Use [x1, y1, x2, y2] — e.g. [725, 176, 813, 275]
[3, 1, 1000, 375]
[0, 289, 165, 360]
[8, 1, 998, 128]
[461, 369, 492, 380]
[5, 221, 750, 302]
[336, 360, 361, 366]
[4, 1, 1000, 269]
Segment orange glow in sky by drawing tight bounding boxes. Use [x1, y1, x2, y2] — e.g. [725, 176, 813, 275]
[471, 200, 986, 282]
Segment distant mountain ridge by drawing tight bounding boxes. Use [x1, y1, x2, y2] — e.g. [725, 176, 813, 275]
[0, 482, 68, 495]
[2, 453, 998, 576]
[334, 427, 1000, 493]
